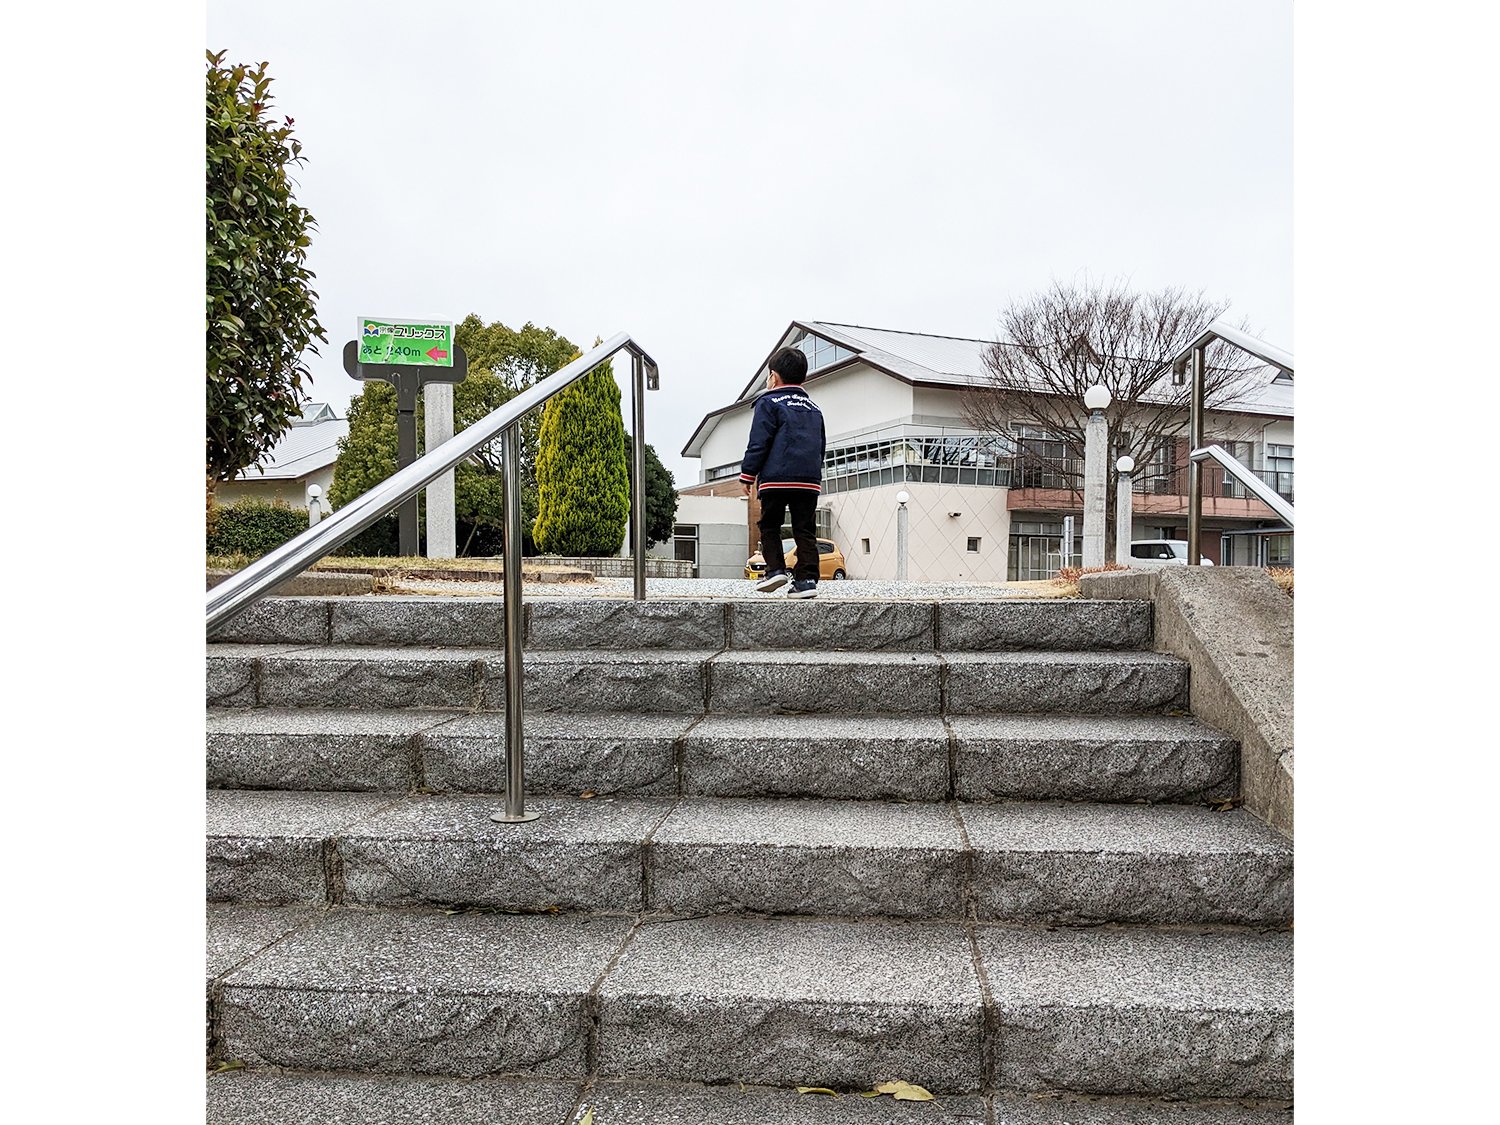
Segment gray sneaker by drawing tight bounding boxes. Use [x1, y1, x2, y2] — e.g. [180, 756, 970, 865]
[789, 579, 818, 599]
[756, 570, 790, 593]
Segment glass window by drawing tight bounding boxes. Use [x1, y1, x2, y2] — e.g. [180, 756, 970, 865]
[1132, 542, 1176, 560]
[967, 537, 981, 553]
[1266, 444, 1294, 499]
[817, 541, 833, 554]
[862, 538, 871, 554]
[673, 524, 697, 539]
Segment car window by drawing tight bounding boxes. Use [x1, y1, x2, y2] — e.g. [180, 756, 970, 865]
[1131, 543, 1173, 560]
[818, 542, 834, 554]
[782, 539, 796, 552]
[1167, 543, 1188, 559]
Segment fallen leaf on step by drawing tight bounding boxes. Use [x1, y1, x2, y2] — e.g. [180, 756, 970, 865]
[577, 1109, 593, 1125]
[1167, 709, 1190, 717]
[580, 791, 597, 799]
[796, 1087, 838, 1096]
[207, 1060, 245, 1075]
[872, 1080, 934, 1101]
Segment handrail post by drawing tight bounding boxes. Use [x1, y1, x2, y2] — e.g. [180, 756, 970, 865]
[493, 422, 538, 824]
[631, 351, 647, 600]
[1187, 343, 1206, 565]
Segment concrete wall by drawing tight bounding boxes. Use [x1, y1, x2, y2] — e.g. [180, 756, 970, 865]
[1079, 567, 1293, 838]
[215, 466, 335, 509]
[662, 493, 751, 578]
[823, 482, 1011, 582]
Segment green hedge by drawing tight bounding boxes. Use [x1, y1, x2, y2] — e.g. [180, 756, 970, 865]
[206, 500, 309, 558]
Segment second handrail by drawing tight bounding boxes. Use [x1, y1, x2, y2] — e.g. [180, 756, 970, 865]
[207, 332, 658, 632]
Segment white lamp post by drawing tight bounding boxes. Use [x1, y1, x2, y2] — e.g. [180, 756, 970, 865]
[305, 483, 324, 528]
[895, 490, 910, 582]
[1115, 455, 1135, 566]
[1081, 384, 1111, 567]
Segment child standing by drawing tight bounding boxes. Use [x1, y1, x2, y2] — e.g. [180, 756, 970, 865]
[740, 347, 826, 598]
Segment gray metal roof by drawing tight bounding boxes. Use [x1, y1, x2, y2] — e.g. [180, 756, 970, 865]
[807, 322, 1293, 416]
[235, 407, 348, 481]
[683, 320, 1294, 457]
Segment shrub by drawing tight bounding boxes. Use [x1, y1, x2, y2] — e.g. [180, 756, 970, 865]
[532, 361, 630, 556]
[1266, 566, 1294, 598]
[1057, 563, 1127, 583]
[206, 499, 309, 558]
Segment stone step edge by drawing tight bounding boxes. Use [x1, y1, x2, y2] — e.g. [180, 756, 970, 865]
[206, 649, 1191, 716]
[205, 792, 1289, 923]
[206, 709, 1239, 804]
[204, 1067, 1296, 1121]
[209, 596, 1155, 652]
[205, 906, 1292, 1099]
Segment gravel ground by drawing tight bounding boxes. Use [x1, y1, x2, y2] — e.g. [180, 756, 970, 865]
[384, 576, 1069, 600]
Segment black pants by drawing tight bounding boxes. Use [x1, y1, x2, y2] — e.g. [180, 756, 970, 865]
[757, 488, 820, 583]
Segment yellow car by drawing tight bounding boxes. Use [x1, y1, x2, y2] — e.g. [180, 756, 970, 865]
[745, 537, 848, 581]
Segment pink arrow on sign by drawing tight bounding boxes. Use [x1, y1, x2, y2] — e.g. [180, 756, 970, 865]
[426, 346, 449, 361]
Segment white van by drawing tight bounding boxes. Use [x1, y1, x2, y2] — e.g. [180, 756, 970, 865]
[1129, 540, 1215, 566]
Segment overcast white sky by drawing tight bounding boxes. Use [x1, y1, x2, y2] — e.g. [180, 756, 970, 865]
[206, 0, 1291, 486]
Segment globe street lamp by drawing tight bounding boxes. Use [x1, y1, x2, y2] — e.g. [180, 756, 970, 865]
[1115, 455, 1135, 566]
[895, 490, 910, 582]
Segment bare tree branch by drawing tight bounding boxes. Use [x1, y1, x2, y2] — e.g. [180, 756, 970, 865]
[961, 278, 1270, 552]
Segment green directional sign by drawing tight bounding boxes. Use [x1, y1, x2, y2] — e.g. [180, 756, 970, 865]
[357, 316, 455, 367]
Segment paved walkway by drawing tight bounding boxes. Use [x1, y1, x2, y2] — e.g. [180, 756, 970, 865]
[384, 576, 1069, 599]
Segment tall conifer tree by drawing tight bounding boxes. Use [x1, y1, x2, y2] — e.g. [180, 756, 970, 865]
[532, 361, 631, 556]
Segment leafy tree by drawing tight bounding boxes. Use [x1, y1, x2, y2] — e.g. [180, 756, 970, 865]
[627, 441, 679, 548]
[451, 316, 579, 551]
[206, 51, 326, 483]
[328, 317, 580, 555]
[533, 361, 631, 556]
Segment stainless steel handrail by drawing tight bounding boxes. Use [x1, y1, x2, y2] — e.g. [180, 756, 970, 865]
[207, 331, 660, 823]
[1164, 321, 1294, 563]
[1189, 444, 1295, 527]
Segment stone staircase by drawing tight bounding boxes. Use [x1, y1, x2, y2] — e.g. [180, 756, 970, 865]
[206, 595, 1292, 1123]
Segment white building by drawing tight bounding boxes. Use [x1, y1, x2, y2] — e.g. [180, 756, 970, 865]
[681, 321, 1293, 581]
[214, 404, 347, 509]
[648, 492, 751, 579]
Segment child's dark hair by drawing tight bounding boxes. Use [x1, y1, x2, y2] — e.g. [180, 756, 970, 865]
[769, 346, 809, 385]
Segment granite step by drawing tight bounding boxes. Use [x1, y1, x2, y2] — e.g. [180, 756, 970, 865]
[207, 646, 1189, 715]
[209, 595, 1155, 654]
[209, 907, 1292, 1098]
[205, 646, 714, 712]
[941, 651, 1189, 715]
[209, 711, 1236, 804]
[206, 791, 1292, 924]
[205, 1070, 1292, 1123]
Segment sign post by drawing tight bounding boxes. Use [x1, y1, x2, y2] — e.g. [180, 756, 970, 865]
[343, 318, 467, 557]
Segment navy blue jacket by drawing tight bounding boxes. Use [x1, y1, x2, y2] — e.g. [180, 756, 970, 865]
[738, 385, 826, 493]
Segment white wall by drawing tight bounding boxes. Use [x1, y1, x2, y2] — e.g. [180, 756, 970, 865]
[676, 492, 749, 526]
[910, 384, 971, 424]
[696, 406, 755, 479]
[823, 482, 1012, 582]
[215, 465, 335, 509]
[809, 363, 914, 441]
[650, 493, 750, 578]
[693, 362, 916, 477]
[1262, 420, 1294, 444]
